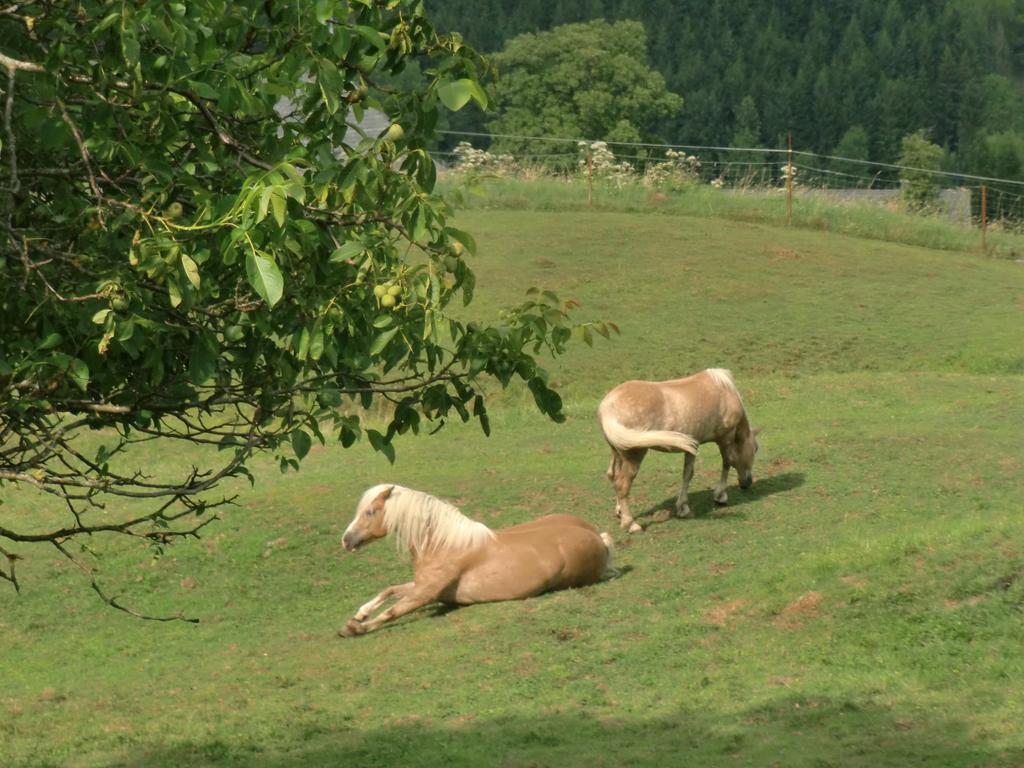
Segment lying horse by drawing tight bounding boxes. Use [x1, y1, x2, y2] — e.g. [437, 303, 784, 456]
[598, 368, 760, 533]
[338, 484, 617, 637]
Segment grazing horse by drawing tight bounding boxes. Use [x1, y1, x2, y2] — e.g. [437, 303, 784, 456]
[338, 484, 617, 637]
[598, 368, 760, 533]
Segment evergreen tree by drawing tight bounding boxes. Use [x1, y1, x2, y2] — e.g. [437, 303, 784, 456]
[426, 0, 1024, 180]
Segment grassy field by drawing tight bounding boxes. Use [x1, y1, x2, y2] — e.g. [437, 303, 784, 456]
[3, 195, 1024, 766]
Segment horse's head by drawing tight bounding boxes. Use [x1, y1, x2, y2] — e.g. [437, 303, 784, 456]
[729, 425, 761, 490]
[342, 485, 393, 551]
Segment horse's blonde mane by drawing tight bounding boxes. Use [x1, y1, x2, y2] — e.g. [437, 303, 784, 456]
[706, 367, 745, 403]
[361, 484, 496, 555]
[705, 367, 736, 390]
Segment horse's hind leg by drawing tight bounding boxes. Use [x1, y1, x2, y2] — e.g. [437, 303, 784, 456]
[606, 451, 620, 482]
[675, 452, 696, 518]
[613, 448, 646, 534]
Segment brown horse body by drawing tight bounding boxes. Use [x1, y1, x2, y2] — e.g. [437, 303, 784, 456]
[339, 486, 615, 637]
[598, 368, 759, 532]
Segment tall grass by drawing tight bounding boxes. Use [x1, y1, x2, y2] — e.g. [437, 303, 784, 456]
[445, 175, 1024, 259]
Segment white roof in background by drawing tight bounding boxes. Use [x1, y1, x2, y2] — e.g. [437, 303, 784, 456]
[276, 94, 389, 148]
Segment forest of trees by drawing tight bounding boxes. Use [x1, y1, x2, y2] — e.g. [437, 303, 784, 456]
[427, 0, 1024, 180]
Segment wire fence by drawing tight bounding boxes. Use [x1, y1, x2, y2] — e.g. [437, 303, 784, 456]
[433, 129, 1024, 233]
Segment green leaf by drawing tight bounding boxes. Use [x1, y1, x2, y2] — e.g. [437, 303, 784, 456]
[445, 227, 477, 255]
[409, 203, 427, 242]
[189, 335, 218, 384]
[181, 254, 201, 289]
[314, 0, 334, 24]
[366, 429, 395, 463]
[437, 79, 475, 111]
[270, 189, 287, 228]
[355, 25, 387, 50]
[95, 12, 120, 33]
[318, 386, 342, 408]
[309, 327, 325, 361]
[330, 241, 364, 262]
[318, 60, 343, 115]
[291, 429, 312, 460]
[68, 358, 90, 392]
[257, 187, 272, 223]
[38, 333, 63, 350]
[245, 252, 284, 307]
[296, 326, 310, 360]
[369, 327, 399, 355]
[168, 277, 183, 308]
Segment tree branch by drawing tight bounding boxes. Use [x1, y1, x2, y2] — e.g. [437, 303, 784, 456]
[0, 50, 43, 73]
[0, 542, 20, 593]
[51, 540, 199, 623]
[2, 65, 19, 201]
[175, 89, 274, 171]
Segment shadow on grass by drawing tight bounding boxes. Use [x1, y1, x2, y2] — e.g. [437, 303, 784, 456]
[638, 471, 805, 526]
[106, 695, 1023, 768]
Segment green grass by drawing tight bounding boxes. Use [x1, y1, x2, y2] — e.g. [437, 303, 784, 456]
[3, 201, 1024, 767]
[450, 175, 1024, 260]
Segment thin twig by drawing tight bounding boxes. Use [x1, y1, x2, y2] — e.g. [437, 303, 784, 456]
[175, 89, 273, 171]
[2, 65, 19, 199]
[50, 540, 199, 623]
[0, 542, 20, 593]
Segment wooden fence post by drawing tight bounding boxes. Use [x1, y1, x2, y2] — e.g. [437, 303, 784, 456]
[786, 132, 793, 226]
[981, 184, 987, 253]
[587, 146, 594, 208]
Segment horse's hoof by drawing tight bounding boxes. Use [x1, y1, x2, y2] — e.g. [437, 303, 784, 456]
[675, 504, 694, 518]
[627, 521, 644, 534]
[338, 619, 363, 638]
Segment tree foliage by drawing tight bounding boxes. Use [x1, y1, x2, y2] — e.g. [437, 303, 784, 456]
[428, 0, 1024, 177]
[0, 0, 600, 612]
[899, 130, 945, 211]
[485, 20, 682, 161]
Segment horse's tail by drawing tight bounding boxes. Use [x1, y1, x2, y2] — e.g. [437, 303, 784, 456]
[600, 414, 699, 455]
[599, 532, 620, 581]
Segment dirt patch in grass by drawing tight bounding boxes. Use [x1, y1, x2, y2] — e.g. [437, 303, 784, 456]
[776, 591, 825, 628]
[766, 457, 797, 473]
[704, 599, 747, 626]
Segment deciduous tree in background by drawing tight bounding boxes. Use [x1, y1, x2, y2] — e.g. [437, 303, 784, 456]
[899, 130, 945, 211]
[0, 0, 603, 614]
[485, 20, 682, 163]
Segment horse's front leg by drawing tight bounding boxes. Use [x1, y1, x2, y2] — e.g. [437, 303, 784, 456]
[713, 445, 730, 506]
[356, 581, 416, 621]
[675, 451, 697, 517]
[606, 450, 622, 519]
[339, 587, 440, 638]
[339, 581, 415, 637]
